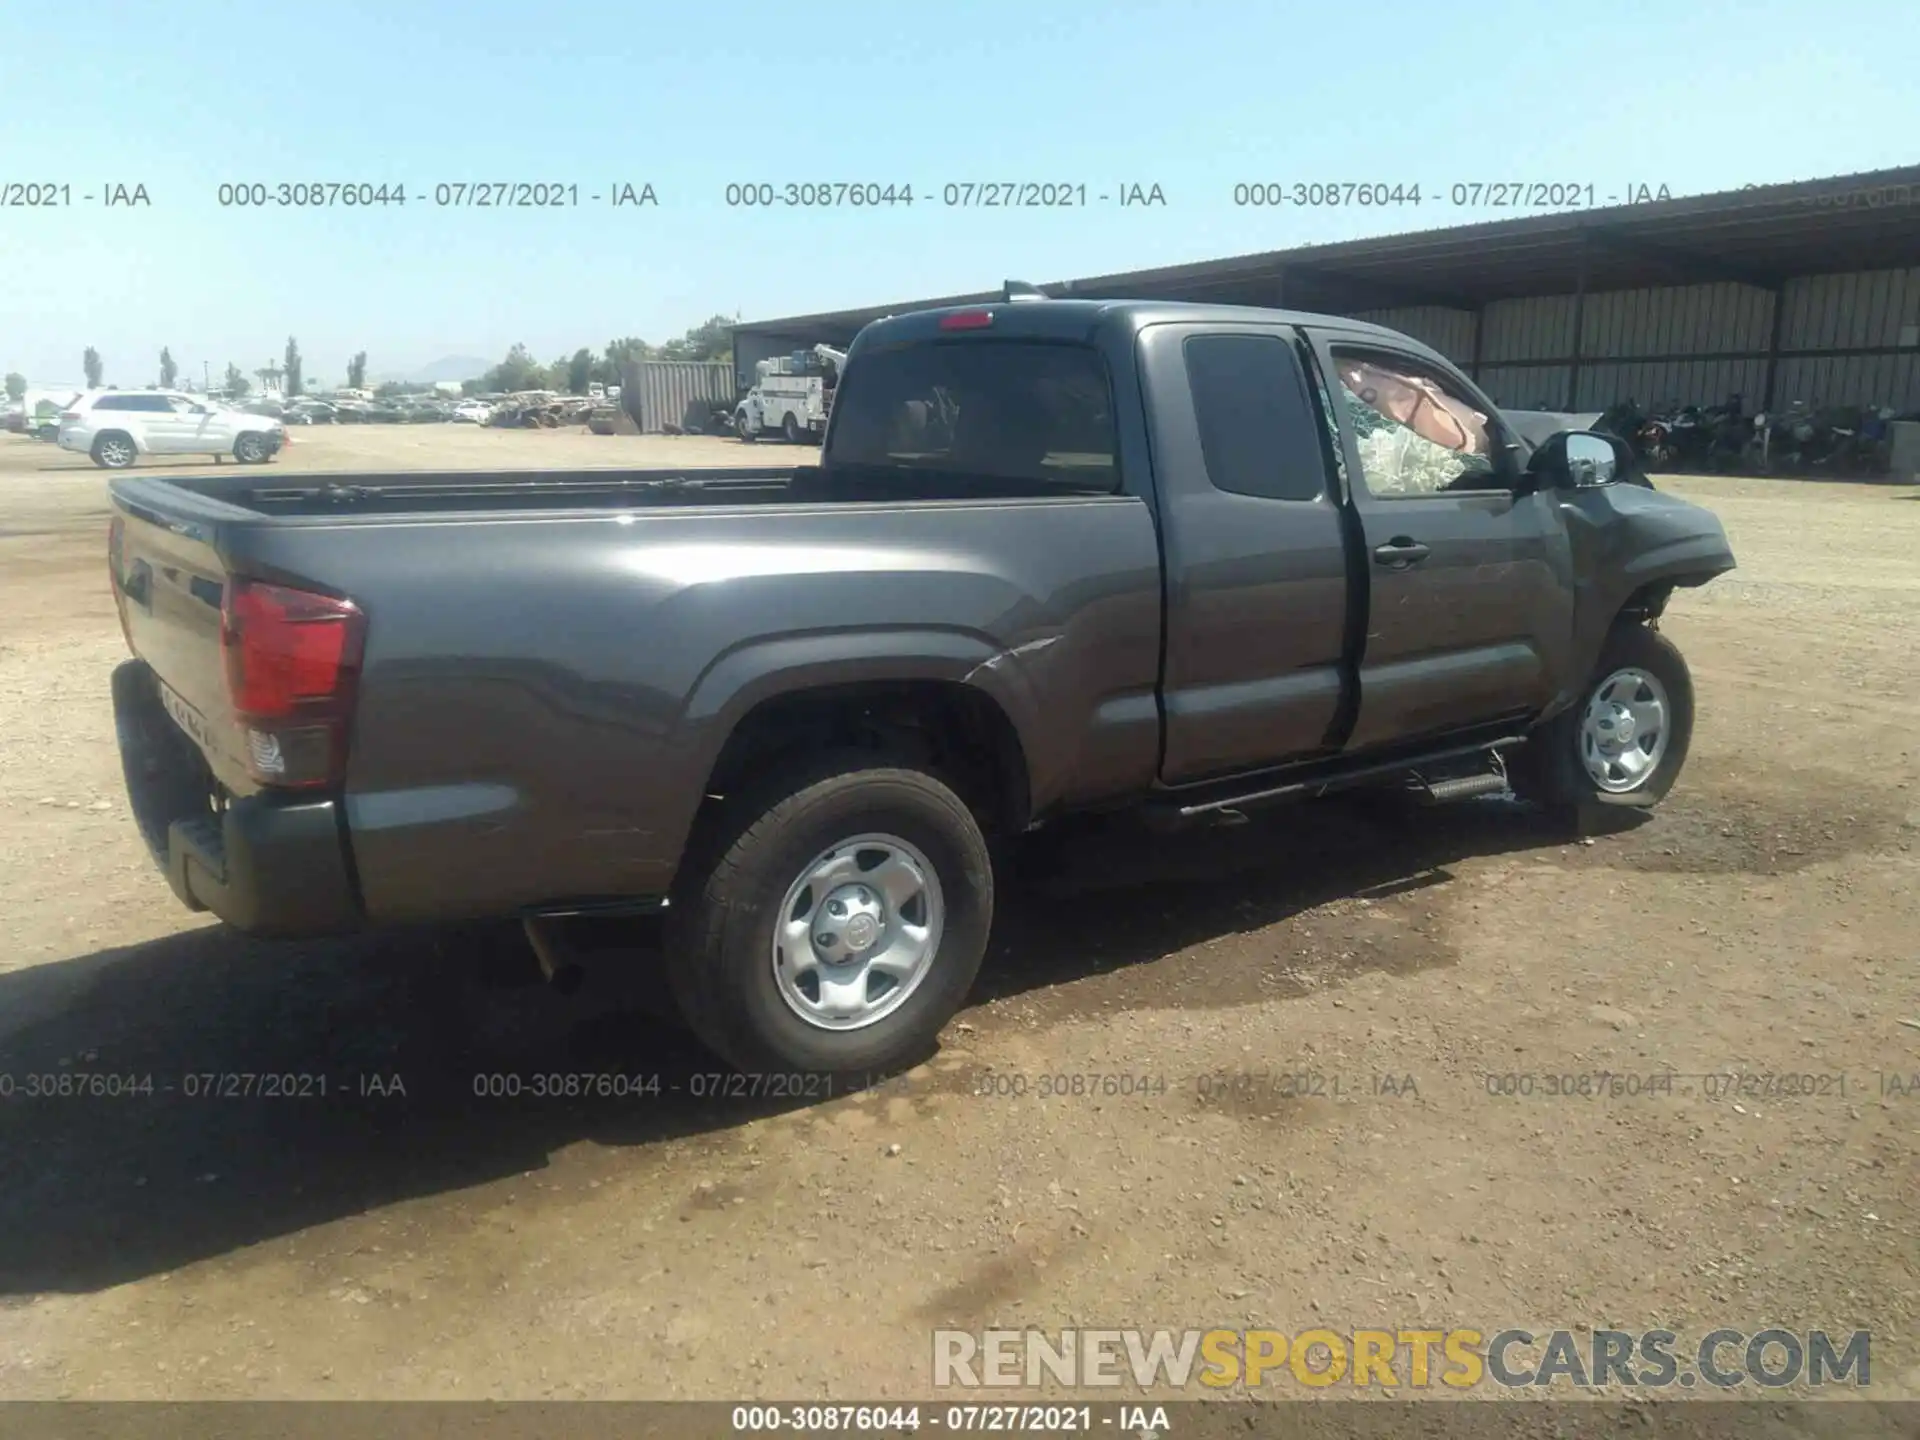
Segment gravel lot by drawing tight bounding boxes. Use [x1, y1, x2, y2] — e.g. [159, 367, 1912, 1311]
[1, 426, 1916, 1406]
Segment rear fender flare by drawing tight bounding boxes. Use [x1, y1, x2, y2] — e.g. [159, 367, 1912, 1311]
[664, 625, 1047, 836]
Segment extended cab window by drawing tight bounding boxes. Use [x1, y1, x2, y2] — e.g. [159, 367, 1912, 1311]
[1184, 334, 1329, 501]
[1332, 350, 1507, 497]
[826, 341, 1117, 492]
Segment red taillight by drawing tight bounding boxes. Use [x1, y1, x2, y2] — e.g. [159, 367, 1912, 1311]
[939, 309, 994, 330]
[107, 515, 133, 654]
[220, 579, 366, 789]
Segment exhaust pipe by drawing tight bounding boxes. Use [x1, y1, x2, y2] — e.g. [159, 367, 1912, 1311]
[522, 917, 585, 995]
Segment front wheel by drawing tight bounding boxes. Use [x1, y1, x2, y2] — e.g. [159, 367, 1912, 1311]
[664, 757, 994, 1077]
[1511, 623, 1695, 811]
[736, 411, 756, 443]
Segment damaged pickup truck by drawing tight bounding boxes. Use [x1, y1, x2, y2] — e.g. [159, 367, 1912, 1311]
[107, 293, 1734, 1076]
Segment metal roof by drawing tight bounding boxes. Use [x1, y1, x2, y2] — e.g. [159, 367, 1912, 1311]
[735, 164, 1920, 343]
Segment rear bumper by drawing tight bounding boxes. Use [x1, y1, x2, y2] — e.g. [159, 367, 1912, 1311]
[112, 659, 362, 938]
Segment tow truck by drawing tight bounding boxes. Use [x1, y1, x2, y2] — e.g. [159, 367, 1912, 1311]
[735, 344, 846, 444]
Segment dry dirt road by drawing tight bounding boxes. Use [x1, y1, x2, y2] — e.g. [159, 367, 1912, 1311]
[0, 428, 1916, 1407]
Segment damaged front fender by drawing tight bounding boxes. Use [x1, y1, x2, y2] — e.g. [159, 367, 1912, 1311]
[1549, 482, 1736, 715]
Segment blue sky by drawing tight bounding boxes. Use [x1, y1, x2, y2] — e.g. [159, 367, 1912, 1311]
[3, 0, 1915, 387]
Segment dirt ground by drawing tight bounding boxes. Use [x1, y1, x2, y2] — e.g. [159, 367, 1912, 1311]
[0, 426, 1915, 1406]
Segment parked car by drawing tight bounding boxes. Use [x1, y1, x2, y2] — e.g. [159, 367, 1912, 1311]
[23, 390, 80, 440]
[451, 401, 493, 424]
[3, 405, 24, 433]
[104, 294, 1734, 1078]
[59, 390, 285, 468]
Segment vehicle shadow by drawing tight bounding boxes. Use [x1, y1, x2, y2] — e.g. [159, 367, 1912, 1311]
[0, 795, 1632, 1298]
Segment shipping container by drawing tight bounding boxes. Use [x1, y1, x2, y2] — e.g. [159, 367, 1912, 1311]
[620, 360, 737, 434]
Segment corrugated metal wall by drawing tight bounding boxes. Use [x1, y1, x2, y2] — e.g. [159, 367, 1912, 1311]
[621, 360, 736, 433]
[1347, 266, 1920, 410]
[1348, 306, 1476, 362]
[1772, 267, 1920, 408]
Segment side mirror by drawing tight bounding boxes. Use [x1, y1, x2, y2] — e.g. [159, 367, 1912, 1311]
[1527, 429, 1635, 490]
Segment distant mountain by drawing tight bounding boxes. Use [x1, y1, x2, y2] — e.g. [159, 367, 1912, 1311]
[371, 355, 492, 385]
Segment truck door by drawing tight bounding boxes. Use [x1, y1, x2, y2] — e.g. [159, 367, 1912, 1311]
[1141, 322, 1352, 784]
[1304, 334, 1574, 750]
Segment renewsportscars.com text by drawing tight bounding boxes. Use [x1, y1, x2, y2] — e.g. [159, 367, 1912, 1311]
[932, 1327, 1871, 1390]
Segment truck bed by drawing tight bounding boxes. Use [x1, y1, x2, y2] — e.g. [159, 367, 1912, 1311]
[107, 462, 1167, 930]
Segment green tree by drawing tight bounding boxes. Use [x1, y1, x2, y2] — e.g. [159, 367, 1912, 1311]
[83, 347, 103, 388]
[3, 372, 24, 402]
[565, 347, 593, 395]
[159, 348, 178, 388]
[223, 363, 250, 398]
[346, 351, 368, 389]
[657, 314, 734, 364]
[284, 337, 304, 397]
[594, 336, 650, 386]
[483, 343, 549, 393]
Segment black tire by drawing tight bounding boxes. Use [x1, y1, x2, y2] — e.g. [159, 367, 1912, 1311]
[234, 433, 270, 464]
[1511, 623, 1695, 811]
[782, 413, 802, 445]
[737, 412, 756, 443]
[664, 755, 994, 1077]
[91, 432, 138, 469]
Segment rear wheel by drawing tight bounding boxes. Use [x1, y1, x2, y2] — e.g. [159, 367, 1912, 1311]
[664, 756, 994, 1077]
[91, 433, 138, 469]
[234, 433, 270, 463]
[1511, 623, 1695, 811]
[782, 413, 802, 445]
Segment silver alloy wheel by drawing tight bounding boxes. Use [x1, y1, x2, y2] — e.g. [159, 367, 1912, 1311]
[236, 434, 266, 462]
[98, 436, 136, 467]
[1579, 666, 1671, 793]
[771, 832, 945, 1031]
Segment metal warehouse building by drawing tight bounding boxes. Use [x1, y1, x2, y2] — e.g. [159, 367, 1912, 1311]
[732, 164, 1920, 415]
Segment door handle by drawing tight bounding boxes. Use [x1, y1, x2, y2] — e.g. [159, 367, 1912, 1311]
[1373, 538, 1431, 567]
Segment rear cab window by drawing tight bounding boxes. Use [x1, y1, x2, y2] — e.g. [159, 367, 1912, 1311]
[1182, 332, 1331, 502]
[824, 340, 1118, 492]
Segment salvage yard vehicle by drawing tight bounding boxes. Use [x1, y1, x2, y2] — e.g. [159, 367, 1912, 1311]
[22, 388, 80, 441]
[736, 344, 845, 443]
[61, 390, 285, 469]
[105, 292, 1734, 1077]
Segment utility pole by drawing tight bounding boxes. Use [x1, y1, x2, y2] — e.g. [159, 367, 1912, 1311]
[203, 360, 211, 393]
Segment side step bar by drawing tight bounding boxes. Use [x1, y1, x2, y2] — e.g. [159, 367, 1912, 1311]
[1174, 734, 1527, 820]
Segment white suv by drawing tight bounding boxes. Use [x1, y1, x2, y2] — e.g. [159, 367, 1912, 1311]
[57, 391, 286, 469]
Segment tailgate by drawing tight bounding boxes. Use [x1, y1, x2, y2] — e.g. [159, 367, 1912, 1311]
[109, 496, 250, 792]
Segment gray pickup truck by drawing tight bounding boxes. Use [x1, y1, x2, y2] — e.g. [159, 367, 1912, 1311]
[108, 293, 1734, 1076]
